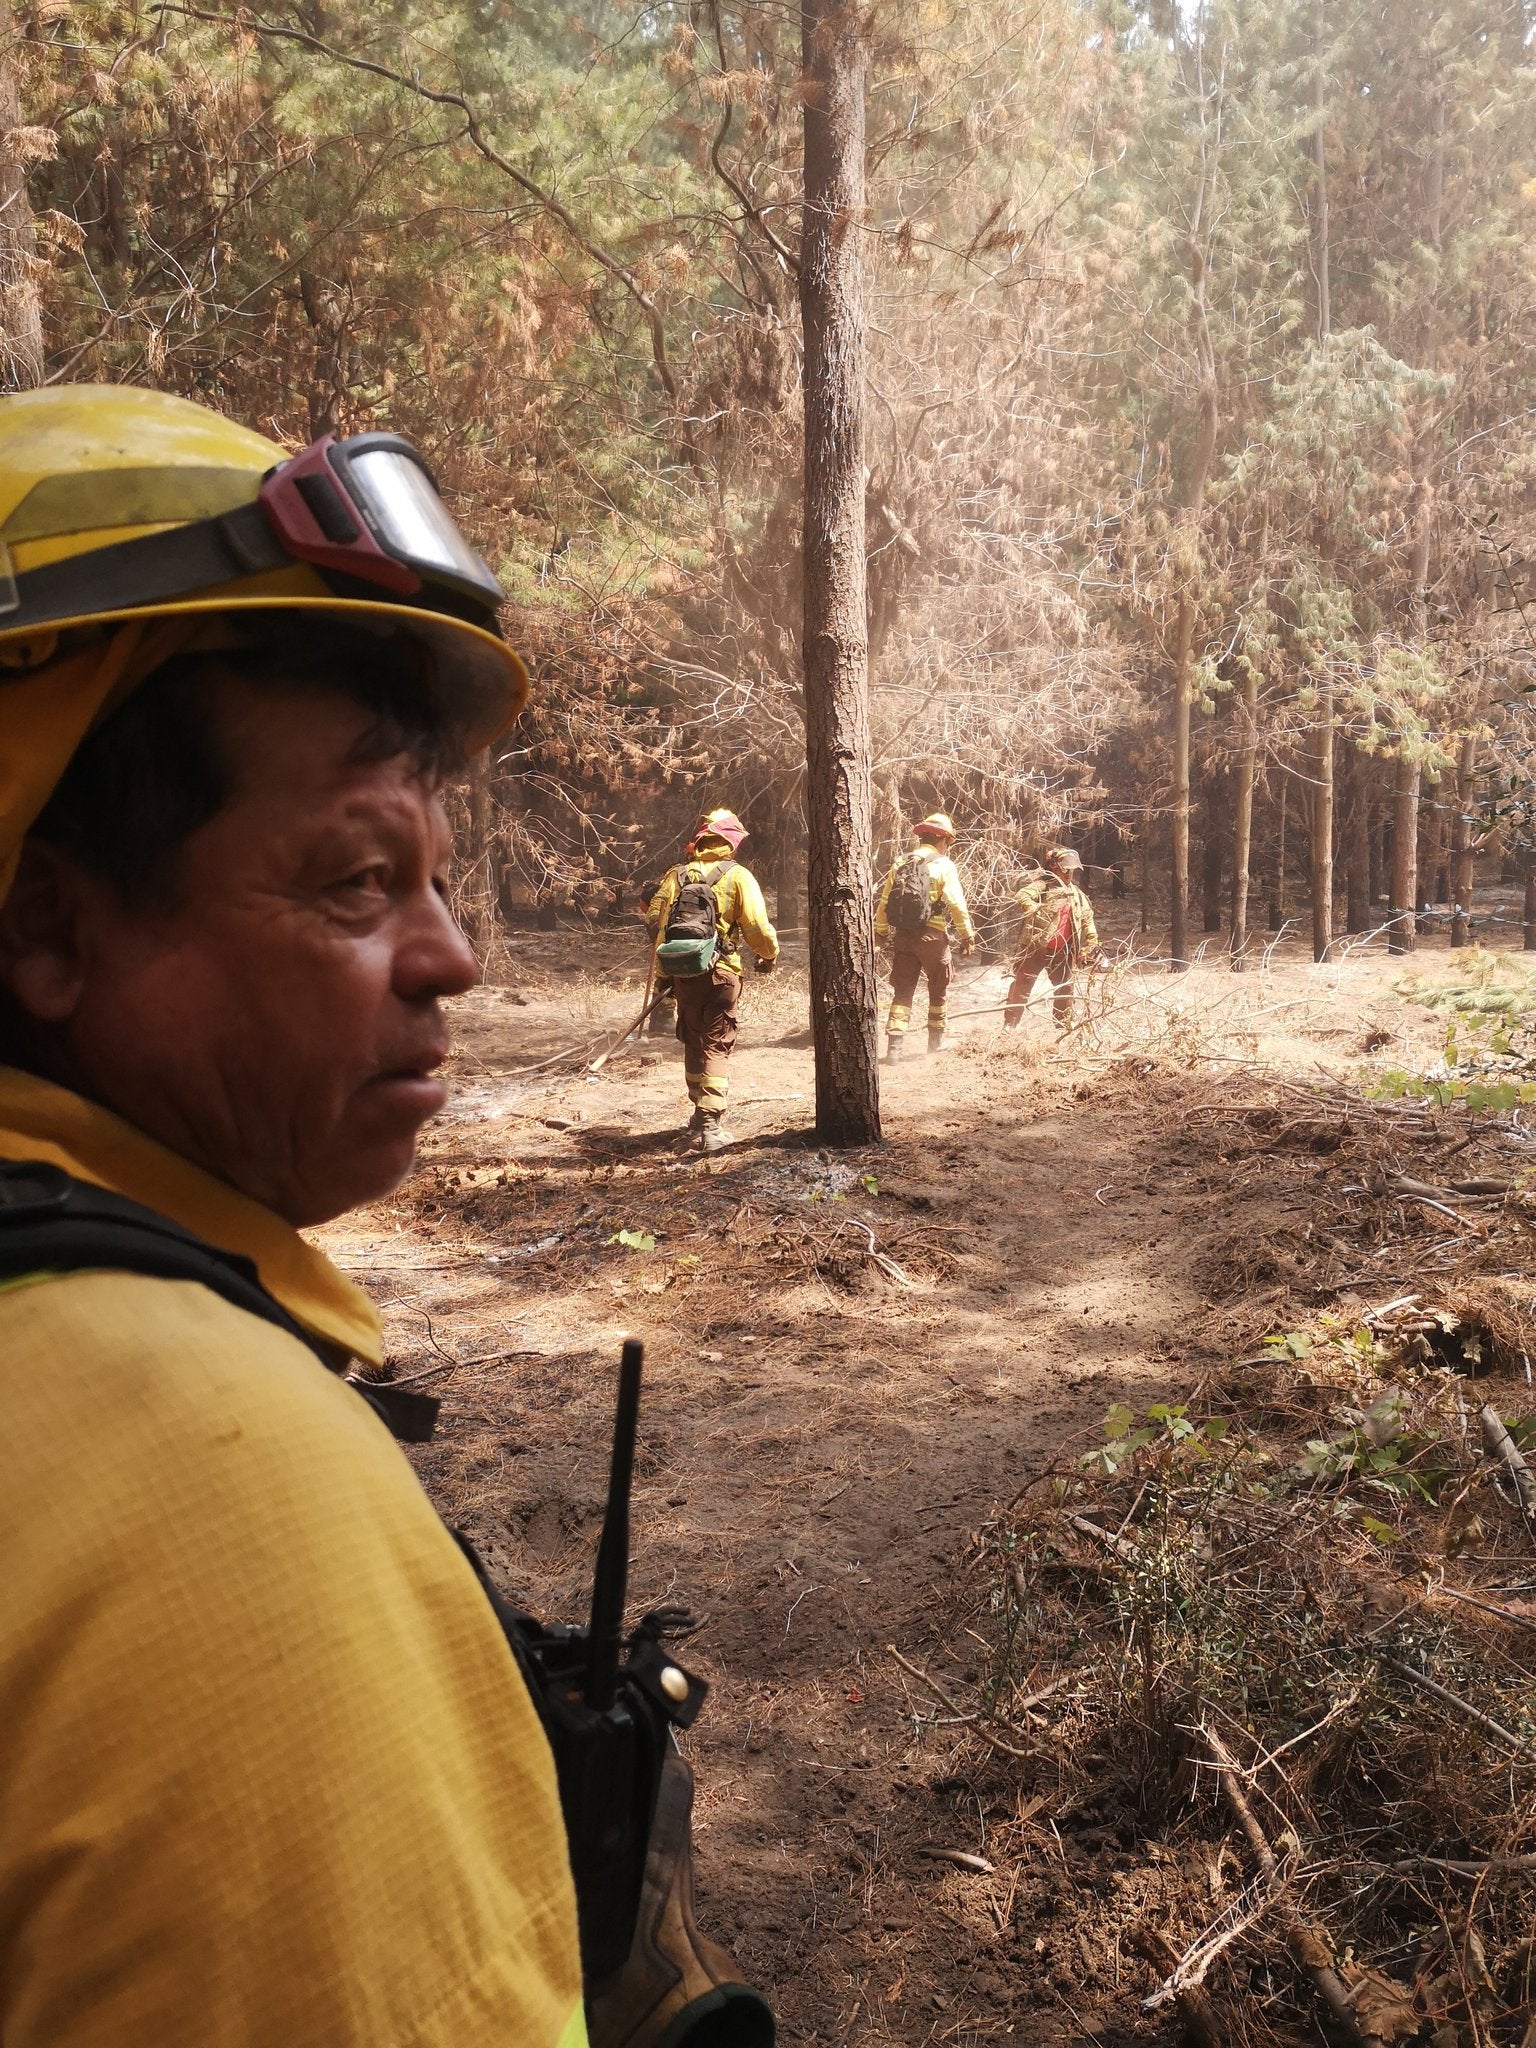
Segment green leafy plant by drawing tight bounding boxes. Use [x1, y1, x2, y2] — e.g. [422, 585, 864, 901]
[1086, 1401, 1230, 1475]
[1294, 1392, 1448, 1500]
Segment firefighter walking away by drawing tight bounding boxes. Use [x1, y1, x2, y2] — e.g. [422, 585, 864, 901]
[876, 812, 975, 1062]
[1004, 846, 1099, 1029]
[646, 809, 778, 1152]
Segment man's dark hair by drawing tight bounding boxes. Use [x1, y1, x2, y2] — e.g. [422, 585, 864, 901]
[29, 619, 458, 909]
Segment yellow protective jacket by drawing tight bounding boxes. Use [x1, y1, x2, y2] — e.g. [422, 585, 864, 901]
[0, 1066, 586, 2048]
[647, 852, 778, 975]
[875, 846, 976, 945]
[1016, 874, 1099, 963]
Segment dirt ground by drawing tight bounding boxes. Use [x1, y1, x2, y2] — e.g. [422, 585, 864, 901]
[317, 898, 1536, 2046]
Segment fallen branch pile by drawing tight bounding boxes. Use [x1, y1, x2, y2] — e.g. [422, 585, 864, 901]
[904, 1321, 1536, 2043]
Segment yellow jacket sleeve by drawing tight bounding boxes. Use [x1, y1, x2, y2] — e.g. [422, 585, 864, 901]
[937, 858, 975, 945]
[646, 870, 678, 941]
[725, 865, 778, 962]
[0, 1271, 586, 2048]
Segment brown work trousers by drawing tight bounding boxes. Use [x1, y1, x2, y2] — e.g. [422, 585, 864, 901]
[1004, 946, 1075, 1028]
[888, 929, 952, 1037]
[673, 965, 741, 1112]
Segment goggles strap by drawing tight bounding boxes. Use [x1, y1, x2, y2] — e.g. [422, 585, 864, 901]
[2, 502, 291, 631]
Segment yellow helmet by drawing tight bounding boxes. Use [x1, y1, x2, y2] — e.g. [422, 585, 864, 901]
[0, 385, 529, 745]
[913, 811, 956, 843]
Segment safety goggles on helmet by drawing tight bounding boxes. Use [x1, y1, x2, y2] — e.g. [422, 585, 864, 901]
[0, 431, 505, 633]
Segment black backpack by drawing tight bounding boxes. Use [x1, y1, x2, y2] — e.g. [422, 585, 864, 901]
[656, 858, 735, 977]
[886, 850, 937, 934]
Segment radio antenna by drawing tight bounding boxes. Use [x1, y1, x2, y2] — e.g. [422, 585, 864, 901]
[583, 1337, 644, 1710]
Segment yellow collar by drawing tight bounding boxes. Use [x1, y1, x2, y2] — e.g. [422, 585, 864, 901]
[0, 1066, 382, 1365]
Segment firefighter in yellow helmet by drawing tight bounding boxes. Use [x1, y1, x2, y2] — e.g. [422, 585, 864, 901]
[875, 812, 975, 1060]
[645, 808, 778, 1151]
[0, 389, 768, 2048]
[1004, 845, 1100, 1028]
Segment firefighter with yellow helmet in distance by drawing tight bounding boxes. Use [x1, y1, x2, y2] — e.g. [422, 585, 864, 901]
[646, 808, 778, 1152]
[875, 812, 975, 1060]
[1004, 845, 1099, 1029]
[0, 388, 768, 2048]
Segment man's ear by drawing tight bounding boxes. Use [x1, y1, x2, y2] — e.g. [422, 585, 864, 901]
[0, 840, 91, 1024]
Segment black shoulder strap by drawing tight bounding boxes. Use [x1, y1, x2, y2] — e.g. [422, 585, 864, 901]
[0, 1160, 436, 1442]
[704, 859, 736, 886]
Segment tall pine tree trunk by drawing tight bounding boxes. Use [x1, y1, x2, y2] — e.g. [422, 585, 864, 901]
[1388, 755, 1419, 955]
[1421, 786, 1447, 908]
[1201, 765, 1225, 933]
[0, 0, 43, 390]
[1268, 776, 1289, 932]
[1311, 698, 1334, 961]
[1171, 623, 1193, 968]
[1308, 20, 1334, 965]
[775, 778, 804, 936]
[1169, 118, 1219, 973]
[463, 750, 498, 955]
[1388, 90, 1444, 962]
[1450, 732, 1476, 947]
[801, 0, 879, 1144]
[1345, 747, 1371, 934]
[1230, 669, 1258, 970]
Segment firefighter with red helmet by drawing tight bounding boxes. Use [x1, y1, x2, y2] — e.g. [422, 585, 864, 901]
[645, 809, 778, 1151]
[1004, 846, 1099, 1029]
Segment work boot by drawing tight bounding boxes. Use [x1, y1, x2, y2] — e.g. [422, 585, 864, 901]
[686, 1106, 705, 1136]
[927, 1027, 947, 1055]
[697, 1112, 730, 1155]
[883, 1034, 906, 1066]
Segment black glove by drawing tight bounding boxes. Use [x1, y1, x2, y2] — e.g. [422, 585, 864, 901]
[754, 956, 775, 976]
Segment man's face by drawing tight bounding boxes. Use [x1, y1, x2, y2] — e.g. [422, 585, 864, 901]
[1, 679, 478, 1226]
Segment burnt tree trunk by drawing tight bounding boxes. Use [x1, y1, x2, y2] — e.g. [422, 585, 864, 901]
[800, 0, 880, 1144]
[1230, 668, 1258, 970]
[0, 0, 43, 390]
